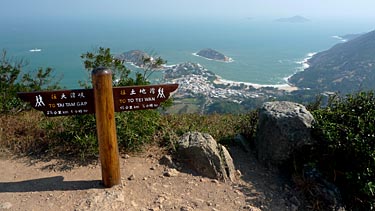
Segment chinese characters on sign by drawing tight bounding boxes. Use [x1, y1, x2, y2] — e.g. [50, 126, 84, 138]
[17, 84, 178, 117]
[113, 84, 178, 112]
[18, 89, 94, 117]
[18, 67, 178, 189]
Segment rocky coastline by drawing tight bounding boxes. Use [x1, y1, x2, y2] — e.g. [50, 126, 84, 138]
[162, 62, 298, 113]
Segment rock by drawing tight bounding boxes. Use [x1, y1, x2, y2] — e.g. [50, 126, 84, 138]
[234, 134, 251, 152]
[220, 145, 236, 181]
[289, 196, 301, 207]
[76, 190, 124, 211]
[211, 179, 220, 184]
[155, 195, 168, 204]
[236, 170, 242, 177]
[163, 168, 179, 177]
[301, 165, 345, 210]
[0, 202, 12, 209]
[255, 101, 315, 167]
[159, 155, 176, 168]
[180, 206, 193, 211]
[131, 200, 138, 207]
[291, 204, 299, 211]
[122, 154, 130, 159]
[177, 132, 236, 182]
[127, 174, 136, 180]
[243, 205, 262, 211]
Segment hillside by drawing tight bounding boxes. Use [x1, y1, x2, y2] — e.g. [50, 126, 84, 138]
[289, 30, 375, 94]
[341, 33, 364, 41]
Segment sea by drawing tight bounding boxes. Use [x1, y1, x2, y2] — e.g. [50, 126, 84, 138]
[0, 17, 374, 88]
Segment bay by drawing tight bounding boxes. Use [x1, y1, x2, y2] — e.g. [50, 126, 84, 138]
[0, 18, 373, 88]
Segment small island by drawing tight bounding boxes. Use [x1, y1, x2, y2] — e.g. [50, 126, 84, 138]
[275, 15, 310, 23]
[117, 50, 151, 68]
[194, 48, 233, 62]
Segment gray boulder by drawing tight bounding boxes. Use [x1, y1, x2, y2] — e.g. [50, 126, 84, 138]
[255, 101, 315, 167]
[177, 132, 236, 182]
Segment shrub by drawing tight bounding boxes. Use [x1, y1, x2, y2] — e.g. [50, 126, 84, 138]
[58, 114, 99, 159]
[116, 110, 161, 151]
[0, 50, 60, 113]
[156, 111, 257, 151]
[312, 91, 375, 210]
[55, 47, 165, 157]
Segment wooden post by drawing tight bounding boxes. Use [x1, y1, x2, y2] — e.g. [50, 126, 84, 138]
[92, 67, 121, 188]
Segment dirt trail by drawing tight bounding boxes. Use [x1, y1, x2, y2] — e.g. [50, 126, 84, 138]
[0, 146, 299, 211]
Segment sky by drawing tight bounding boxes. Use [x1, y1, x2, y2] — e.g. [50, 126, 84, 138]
[1, 0, 375, 22]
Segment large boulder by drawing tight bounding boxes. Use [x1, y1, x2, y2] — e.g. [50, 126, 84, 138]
[177, 132, 236, 182]
[255, 101, 315, 167]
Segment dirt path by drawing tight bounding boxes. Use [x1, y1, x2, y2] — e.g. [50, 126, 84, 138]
[0, 146, 300, 211]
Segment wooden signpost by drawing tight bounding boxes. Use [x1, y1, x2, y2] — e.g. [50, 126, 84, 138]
[17, 68, 178, 188]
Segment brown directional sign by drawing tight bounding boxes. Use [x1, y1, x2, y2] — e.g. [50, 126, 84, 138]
[113, 84, 178, 112]
[17, 84, 178, 117]
[17, 89, 95, 117]
[17, 67, 179, 188]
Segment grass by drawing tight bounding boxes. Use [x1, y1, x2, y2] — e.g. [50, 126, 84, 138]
[0, 110, 257, 161]
[1, 111, 46, 155]
[0, 111, 69, 158]
[166, 97, 204, 114]
[156, 113, 256, 150]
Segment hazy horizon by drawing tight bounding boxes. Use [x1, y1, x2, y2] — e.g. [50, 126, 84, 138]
[1, 0, 375, 88]
[2, 0, 375, 22]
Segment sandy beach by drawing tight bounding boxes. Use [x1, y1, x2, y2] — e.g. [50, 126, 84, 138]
[213, 77, 299, 92]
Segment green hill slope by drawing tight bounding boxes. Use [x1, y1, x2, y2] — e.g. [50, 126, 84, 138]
[289, 30, 375, 94]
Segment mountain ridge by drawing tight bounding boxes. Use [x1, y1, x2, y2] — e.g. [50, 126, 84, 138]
[289, 30, 375, 94]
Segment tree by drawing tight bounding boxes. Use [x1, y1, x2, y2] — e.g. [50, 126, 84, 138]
[0, 50, 60, 113]
[60, 47, 166, 156]
[80, 47, 155, 88]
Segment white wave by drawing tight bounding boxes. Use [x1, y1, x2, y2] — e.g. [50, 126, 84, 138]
[306, 52, 317, 57]
[214, 77, 297, 91]
[282, 52, 318, 84]
[161, 64, 177, 68]
[331, 35, 347, 42]
[29, 48, 42, 52]
[192, 52, 234, 63]
[294, 52, 316, 69]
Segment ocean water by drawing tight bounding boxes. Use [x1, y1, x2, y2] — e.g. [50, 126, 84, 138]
[0, 18, 374, 88]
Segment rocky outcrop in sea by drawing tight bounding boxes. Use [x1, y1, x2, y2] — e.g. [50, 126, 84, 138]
[195, 48, 232, 62]
[117, 50, 151, 67]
